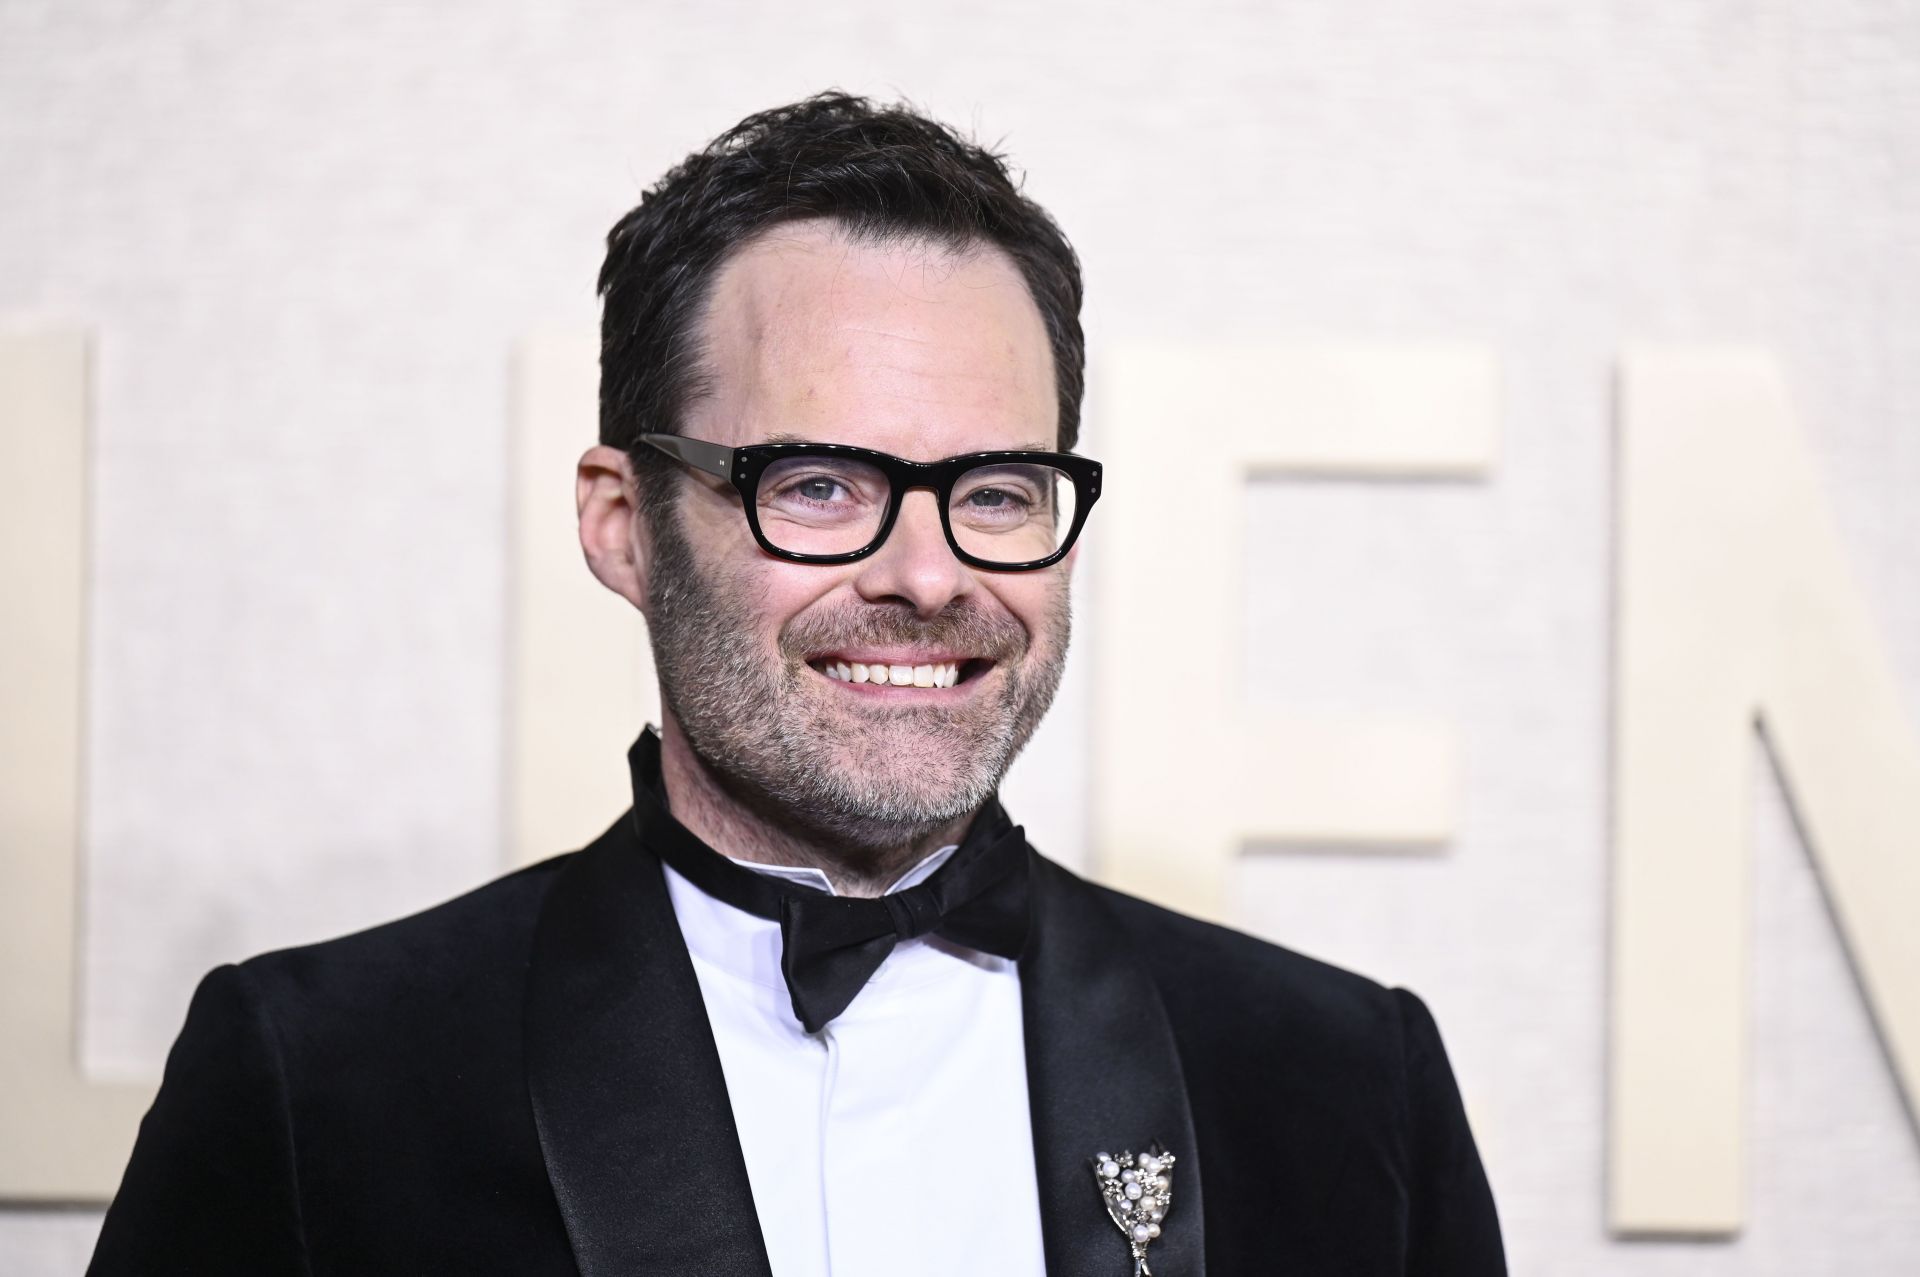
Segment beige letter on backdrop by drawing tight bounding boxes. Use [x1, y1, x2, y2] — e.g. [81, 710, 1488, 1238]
[1093, 345, 1497, 920]
[0, 331, 153, 1200]
[1610, 350, 1920, 1235]
[506, 334, 659, 866]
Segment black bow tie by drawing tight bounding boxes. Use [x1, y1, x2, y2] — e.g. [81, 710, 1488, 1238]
[627, 732, 1033, 1034]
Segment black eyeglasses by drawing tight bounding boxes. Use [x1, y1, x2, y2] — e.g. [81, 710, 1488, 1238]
[638, 433, 1102, 571]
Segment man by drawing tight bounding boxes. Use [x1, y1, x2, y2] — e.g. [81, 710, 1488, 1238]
[90, 96, 1504, 1275]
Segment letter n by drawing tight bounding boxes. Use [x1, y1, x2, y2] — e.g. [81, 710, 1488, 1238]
[1610, 350, 1920, 1233]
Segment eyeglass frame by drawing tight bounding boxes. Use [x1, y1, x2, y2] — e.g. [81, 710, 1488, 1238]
[637, 432, 1103, 571]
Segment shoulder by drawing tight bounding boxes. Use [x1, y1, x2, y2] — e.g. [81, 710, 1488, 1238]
[1057, 880, 1505, 1268]
[1061, 867, 1506, 1267]
[223, 850, 575, 1049]
[98, 850, 594, 1271]
[243, 851, 571, 985]
[1087, 875, 1405, 1019]
[1070, 870, 1440, 1091]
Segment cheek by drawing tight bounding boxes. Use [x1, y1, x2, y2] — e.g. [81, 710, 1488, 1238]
[681, 487, 758, 554]
[988, 573, 1072, 650]
[759, 565, 857, 647]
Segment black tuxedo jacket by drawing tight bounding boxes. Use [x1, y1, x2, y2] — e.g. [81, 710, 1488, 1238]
[90, 808, 1504, 1275]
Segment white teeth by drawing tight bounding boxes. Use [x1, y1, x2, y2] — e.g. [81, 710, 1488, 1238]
[823, 659, 964, 687]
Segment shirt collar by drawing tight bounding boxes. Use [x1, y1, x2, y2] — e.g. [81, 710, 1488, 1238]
[668, 844, 963, 995]
[727, 844, 959, 897]
[632, 727, 1016, 1005]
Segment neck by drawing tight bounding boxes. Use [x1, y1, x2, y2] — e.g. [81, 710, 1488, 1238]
[655, 716, 974, 897]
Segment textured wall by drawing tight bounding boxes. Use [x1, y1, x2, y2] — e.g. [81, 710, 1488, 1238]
[4, 0, 1919, 1270]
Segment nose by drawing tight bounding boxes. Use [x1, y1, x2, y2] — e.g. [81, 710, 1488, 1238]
[850, 489, 974, 616]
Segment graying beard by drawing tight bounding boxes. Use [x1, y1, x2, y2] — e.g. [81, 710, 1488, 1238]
[756, 668, 1024, 846]
[644, 510, 1068, 852]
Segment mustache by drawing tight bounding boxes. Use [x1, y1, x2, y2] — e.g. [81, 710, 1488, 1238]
[781, 600, 1028, 663]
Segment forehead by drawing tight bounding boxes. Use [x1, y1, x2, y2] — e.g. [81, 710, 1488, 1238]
[688, 220, 1058, 457]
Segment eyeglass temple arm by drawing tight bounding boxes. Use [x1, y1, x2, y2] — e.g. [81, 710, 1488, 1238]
[639, 432, 734, 481]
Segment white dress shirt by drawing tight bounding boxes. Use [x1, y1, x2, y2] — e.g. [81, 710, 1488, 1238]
[663, 847, 1048, 1277]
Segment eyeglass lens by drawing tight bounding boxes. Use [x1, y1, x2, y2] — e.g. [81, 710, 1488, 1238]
[756, 455, 1080, 564]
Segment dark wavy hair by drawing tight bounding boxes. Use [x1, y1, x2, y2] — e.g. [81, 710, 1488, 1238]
[596, 93, 1085, 512]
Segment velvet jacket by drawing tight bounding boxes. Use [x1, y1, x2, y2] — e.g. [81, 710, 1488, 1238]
[89, 796, 1505, 1276]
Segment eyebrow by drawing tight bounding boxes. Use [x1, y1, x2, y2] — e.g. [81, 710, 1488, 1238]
[758, 430, 1055, 452]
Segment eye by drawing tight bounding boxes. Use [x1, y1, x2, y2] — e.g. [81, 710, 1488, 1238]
[759, 457, 887, 528]
[793, 476, 849, 504]
[953, 469, 1047, 518]
[769, 470, 869, 509]
[963, 486, 1029, 510]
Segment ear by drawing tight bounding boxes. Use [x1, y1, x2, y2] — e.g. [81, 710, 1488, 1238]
[577, 445, 652, 612]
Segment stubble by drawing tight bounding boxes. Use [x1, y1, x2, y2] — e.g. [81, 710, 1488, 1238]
[644, 507, 1070, 856]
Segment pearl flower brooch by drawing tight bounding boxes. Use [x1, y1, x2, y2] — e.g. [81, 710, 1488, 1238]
[1091, 1145, 1174, 1275]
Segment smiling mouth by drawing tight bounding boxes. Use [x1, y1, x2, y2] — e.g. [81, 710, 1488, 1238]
[807, 658, 991, 689]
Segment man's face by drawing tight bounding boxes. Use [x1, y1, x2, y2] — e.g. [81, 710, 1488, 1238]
[639, 221, 1074, 851]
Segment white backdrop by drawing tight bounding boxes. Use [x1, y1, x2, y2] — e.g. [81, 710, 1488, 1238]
[4, 0, 1919, 1270]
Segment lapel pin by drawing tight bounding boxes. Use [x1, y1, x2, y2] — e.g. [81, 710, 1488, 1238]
[1091, 1144, 1174, 1275]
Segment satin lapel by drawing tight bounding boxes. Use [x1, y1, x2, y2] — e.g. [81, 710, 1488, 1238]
[525, 813, 773, 1277]
[1022, 854, 1207, 1277]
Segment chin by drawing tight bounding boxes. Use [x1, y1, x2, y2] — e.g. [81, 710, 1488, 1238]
[799, 737, 1005, 837]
